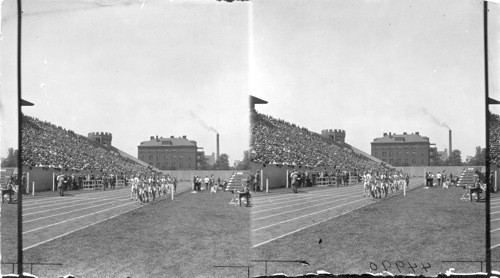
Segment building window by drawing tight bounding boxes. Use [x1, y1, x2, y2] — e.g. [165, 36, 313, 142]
[382, 152, 386, 157]
[397, 152, 400, 156]
[149, 155, 153, 160]
[397, 159, 401, 164]
[390, 159, 393, 164]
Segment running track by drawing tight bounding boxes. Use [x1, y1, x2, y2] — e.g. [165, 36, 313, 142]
[251, 179, 423, 248]
[19, 182, 191, 251]
[490, 194, 500, 249]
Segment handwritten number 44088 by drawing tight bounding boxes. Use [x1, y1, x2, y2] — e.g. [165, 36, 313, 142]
[369, 261, 431, 273]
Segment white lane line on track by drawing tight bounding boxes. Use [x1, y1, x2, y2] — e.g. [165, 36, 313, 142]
[22, 191, 129, 207]
[491, 227, 500, 233]
[491, 211, 500, 215]
[23, 198, 131, 223]
[23, 192, 133, 211]
[23, 202, 136, 234]
[252, 199, 365, 232]
[23, 191, 130, 206]
[22, 207, 138, 251]
[23, 196, 132, 216]
[252, 199, 367, 248]
[252, 187, 360, 206]
[492, 244, 500, 250]
[252, 187, 358, 204]
[252, 192, 359, 214]
[491, 205, 500, 210]
[252, 190, 359, 210]
[252, 195, 360, 221]
[491, 217, 500, 222]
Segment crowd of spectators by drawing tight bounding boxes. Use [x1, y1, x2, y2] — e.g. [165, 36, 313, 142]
[491, 112, 500, 167]
[21, 114, 157, 176]
[250, 112, 387, 173]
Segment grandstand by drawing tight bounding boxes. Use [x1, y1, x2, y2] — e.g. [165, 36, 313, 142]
[491, 112, 500, 167]
[250, 111, 388, 173]
[21, 113, 159, 176]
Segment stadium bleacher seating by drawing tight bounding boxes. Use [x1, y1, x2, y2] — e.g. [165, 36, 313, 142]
[21, 114, 157, 176]
[490, 112, 500, 167]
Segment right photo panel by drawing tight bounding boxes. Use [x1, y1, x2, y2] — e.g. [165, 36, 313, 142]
[249, 0, 489, 276]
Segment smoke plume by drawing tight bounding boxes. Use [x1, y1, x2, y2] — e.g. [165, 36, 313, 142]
[189, 111, 218, 133]
[419, 107, 451, 130]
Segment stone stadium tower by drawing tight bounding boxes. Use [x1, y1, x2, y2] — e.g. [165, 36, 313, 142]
[321, 129, 346, 144]
[88, 132, 113, 147]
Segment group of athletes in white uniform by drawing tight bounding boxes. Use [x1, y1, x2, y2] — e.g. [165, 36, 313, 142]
[362, 170, 410, 200]
[129, 174, 177, 204]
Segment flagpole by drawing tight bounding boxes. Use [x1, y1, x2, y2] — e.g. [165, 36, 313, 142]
[484, 1, 491, 275]
[17, 0, 24, 276]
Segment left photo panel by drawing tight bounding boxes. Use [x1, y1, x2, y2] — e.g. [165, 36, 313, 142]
[0, 1, 251, 277]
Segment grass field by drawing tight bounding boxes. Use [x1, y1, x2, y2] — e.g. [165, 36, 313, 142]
[251, 184, 485, 276]
[1, 188, 251, 278]
[1, 182, 488, 278]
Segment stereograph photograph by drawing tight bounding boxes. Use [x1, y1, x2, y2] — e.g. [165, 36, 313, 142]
[0, 0, 498, 277]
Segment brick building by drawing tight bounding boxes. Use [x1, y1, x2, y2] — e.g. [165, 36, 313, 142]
[371, 132, 433, 166]
[138, 135, 199, 170]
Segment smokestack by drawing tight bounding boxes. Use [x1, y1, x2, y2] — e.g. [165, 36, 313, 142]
[449, 130, 452, 158]
[216, 133, 220, 161]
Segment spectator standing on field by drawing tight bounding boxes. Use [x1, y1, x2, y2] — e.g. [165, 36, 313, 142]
[204, 176, 210, 191]
[291, 170, 299, 194]
[57, 173, 65, 196]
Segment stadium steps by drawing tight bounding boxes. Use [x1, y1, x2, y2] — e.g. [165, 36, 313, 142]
[225, 171, 250, 192]
[456, 167, 483, 187]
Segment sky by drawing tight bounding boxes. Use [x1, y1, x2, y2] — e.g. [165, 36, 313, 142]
[250, 0, 499, 160]
[1, 0, 499, 164]
[0, 0, 250, 164]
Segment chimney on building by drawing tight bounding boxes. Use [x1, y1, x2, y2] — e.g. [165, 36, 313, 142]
[150, 136, 154, 140]
[449, 130, 452, 158]
[216, 133, 220, 161]
[183, 135, 187, 139]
